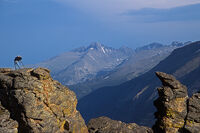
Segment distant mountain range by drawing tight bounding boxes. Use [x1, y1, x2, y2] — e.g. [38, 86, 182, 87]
[77, 41, 200, 127]
[70, 42, 188, 99]
[36, 41, 189, 99]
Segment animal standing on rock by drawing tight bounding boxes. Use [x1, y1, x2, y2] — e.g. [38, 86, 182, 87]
[14, 56, 24, 70]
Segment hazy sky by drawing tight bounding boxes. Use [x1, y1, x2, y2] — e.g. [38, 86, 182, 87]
[1, 0, 200, 67]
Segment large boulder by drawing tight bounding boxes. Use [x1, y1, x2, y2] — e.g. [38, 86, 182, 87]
[0, 68, 88, 133]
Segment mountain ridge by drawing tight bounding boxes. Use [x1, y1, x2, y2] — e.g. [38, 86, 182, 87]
[77, 41, 200, 126]
[70, 41, 186, 99]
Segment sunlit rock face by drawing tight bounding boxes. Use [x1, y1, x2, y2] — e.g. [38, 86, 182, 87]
[0, 68, 88, 133]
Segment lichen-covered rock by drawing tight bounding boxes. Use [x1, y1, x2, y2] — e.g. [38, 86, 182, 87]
[0, 102, 18, 133]
[153, 72, 188, 133]
[87, 116, 153, 133]
[184, 92, 200, 133]
[0, 67, 88, 133]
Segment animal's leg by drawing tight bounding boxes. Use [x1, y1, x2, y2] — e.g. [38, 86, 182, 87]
[14, 61, 18, 70]
[14, 63, 17, 70]
[19, 61, 24, 68]
[16, 62, 20, 69]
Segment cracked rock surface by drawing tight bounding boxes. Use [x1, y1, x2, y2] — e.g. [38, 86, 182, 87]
[0, 68, 88, 133]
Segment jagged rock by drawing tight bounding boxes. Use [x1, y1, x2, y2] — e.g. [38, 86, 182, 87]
[0, 102, 18, 133]
[0, 67, 88, 133]
[153, 72, 188, 133]
[184, 92, 200, 133]
[87, 116, 153, 133]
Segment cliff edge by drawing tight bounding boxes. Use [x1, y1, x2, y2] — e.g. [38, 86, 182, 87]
[0, 68, 88, 133]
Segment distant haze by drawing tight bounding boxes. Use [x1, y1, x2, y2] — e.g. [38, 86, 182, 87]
[0, 0, 200, 67]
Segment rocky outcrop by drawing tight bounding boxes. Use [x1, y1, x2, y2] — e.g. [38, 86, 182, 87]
[153, 72, 188, 133]
[87, 117, 153, 133]
[153, 72, 200, 133]
[0, 68, 88, 133]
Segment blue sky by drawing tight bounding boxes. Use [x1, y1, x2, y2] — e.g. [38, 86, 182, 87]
[0, 0, 200, 67]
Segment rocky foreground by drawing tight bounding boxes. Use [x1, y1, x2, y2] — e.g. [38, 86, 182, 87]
[0, 68, 200, 133]
[0, 68, 88, 133]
